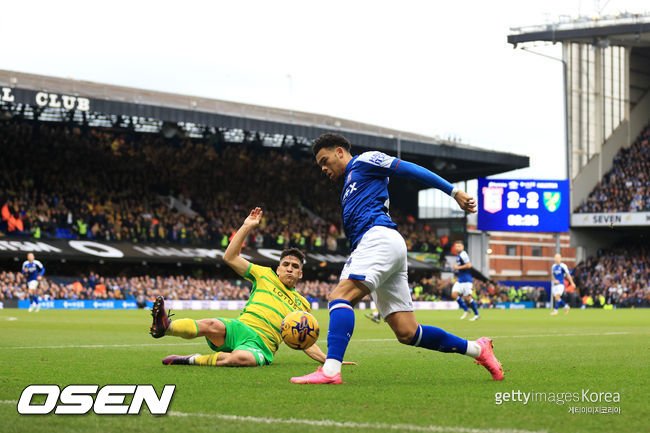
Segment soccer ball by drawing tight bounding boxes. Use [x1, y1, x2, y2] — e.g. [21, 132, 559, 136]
[281, 311, 319, 350]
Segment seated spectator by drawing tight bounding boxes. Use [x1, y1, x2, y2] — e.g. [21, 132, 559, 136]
[576, 123, 650, 213]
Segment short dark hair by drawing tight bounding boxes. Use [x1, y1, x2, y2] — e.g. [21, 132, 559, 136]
[312, 133, 351, 156]
[280, 248, 305, 266]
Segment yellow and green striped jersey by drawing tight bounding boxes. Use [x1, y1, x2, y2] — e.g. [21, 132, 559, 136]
[239, 263, 311, 353]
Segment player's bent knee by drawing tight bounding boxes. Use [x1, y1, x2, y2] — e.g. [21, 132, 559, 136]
[394, 329, 416, 345]
[198, 318, 226, 338]
[206, 318, 224, 332]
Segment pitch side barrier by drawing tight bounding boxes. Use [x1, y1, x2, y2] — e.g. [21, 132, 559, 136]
[8, 299, 537, 310]
[9, 299, 464, 310]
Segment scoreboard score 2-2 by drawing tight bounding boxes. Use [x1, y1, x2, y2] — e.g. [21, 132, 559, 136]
[477, 178, 569, 232]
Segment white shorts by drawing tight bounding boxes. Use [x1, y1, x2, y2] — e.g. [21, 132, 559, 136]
[28, 280, 39, 290]
[340, 226, 413, 319]
[452, 281, 474, 297]
[552, 284, 565, 297]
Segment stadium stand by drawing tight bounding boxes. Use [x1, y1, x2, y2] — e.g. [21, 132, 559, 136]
[574, 123, 650, 213]
[573, 244, 650, 308]
[0, 118, 442, 254]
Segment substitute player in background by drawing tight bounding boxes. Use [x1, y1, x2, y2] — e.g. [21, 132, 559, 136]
[291, 133, 503, 384]
[150, 208, 347, 367]
[451, 240, 480, 321]
[550, 253, 575, 315]
[22, 252, 44, 312]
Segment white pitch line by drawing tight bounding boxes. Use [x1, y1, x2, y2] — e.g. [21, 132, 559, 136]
[333, 331, 632, 343]
[169, 411, 549, 433]
[0, 342, 206, 350]
[0, 402, 545, 433]
[0, 331, 633, 350]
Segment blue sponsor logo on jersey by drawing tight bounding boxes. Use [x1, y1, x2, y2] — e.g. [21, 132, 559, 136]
[368, 153, 387, 166]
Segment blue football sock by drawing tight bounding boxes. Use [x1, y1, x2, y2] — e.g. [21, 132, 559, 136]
[470, 299, 479, 316]
[457, 297, 469, 312]
[326, 299, 355, 362]
[29, 294, 34, 304]
[34, 296, 39, 305]
[556, 299, 566, 309]
[409, 324, 468, 354]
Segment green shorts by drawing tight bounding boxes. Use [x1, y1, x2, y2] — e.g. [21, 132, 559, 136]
[205, 318, 274, 366]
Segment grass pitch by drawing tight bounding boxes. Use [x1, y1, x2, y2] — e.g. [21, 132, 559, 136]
[0, 307, 648, 433]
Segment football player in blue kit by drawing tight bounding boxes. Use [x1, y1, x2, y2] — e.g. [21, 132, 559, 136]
[451, 240, 480, 321]
[550, 253, 576, 315]
[291, 133, 503, 384]
[22, 253, 45, 312]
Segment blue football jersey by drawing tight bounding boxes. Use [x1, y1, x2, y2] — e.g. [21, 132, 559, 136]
[455, 250, 473, 283]
[341, 151, 400, 249]
[22, 260, 45, 282]
[552, 263, 570, 285]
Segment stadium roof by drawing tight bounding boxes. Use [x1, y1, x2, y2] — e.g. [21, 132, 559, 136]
[507, 13, 650, 47]
[0, 69, 528, 182]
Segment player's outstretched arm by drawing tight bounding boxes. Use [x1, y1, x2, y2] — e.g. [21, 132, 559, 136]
[303, 343, 357, 365]
[393, 160, 476, 213]
[223, 207, 262, 277]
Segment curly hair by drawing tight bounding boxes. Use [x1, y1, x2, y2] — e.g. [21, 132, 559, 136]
[312, 132, 351, 156]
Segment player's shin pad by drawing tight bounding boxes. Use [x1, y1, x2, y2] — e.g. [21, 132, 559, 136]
[167, 319, 199, 339]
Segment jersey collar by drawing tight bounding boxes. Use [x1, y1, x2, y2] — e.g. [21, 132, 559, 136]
[344, 155, 359, 178]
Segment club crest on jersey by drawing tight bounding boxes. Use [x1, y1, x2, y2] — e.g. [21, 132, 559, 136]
[543, 192, 561, 212]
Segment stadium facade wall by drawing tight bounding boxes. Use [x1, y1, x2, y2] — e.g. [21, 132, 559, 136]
[467, 226, 575, 280]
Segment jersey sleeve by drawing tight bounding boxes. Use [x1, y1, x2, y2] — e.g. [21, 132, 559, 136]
[35, 260, 45, 276]
[561, 263, 571, 275]
[21, 261, 27, 273]
[393, 160, 455, 195]
[460, 251, 470, 264]
[355, 151, 400, 177]
[242, 263, 271, 284]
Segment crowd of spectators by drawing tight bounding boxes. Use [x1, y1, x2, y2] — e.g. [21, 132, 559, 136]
[4, 250, 646, 307]
[575, 123, 650, 213]
[0, 267, 532, 306]
[573, 245, 650, 308]
[409, 276, 546, 307]
[0, 269, 341, 304]
[0, 117, 445, 255]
